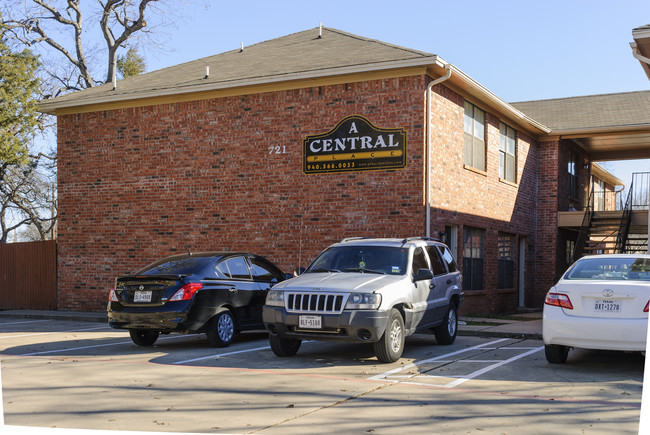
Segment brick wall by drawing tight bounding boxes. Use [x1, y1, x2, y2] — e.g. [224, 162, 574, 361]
[57, 74, 550, 315]
[57, 76, 429, 311]
[427, 84, 540, 314]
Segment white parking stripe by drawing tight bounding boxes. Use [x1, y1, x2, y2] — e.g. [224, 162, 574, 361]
[369, 339, 543, 388]
[442, 346, 543, 388]
[173, 345, 271, 364]
[0, 319, 49, 326]
[18, 333, 191, 356]
[368, 338, 509, 381]
[0, 325, 110, 340]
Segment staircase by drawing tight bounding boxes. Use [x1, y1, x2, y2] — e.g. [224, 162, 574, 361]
[582, 212, 622, 254]
[575, 172, 649, 258]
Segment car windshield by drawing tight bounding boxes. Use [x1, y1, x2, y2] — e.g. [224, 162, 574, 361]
[135, 256, 214, 275]
[306, 246, 408, 275]
[564, 257, 650, 281]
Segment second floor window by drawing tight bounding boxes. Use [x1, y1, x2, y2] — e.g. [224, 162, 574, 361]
[464, 101, 485, 171]
[499, 122, 516, 183]
[568, 151, 578, 198]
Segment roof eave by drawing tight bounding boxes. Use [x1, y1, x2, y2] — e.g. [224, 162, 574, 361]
[38, 56, 446, 115]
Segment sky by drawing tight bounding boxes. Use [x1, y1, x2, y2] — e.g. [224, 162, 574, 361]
[134, 0, 650, 187]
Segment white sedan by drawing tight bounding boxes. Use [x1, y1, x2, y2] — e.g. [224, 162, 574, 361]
[543, 254, 650, 363]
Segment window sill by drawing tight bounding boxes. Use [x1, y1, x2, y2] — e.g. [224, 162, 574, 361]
[464, 289, 486, 296]
[463, 165, 487, 177]
[498, 178, 518, 188]
[497, 288, 516, 294]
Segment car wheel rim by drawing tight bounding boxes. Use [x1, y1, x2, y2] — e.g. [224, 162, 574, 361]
[448, 309, 457, 336]
[389, 319, 402, 353]
[217, 314, 234, 342]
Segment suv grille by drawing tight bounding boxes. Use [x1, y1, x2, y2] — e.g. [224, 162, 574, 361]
[286, 292, 346, 314]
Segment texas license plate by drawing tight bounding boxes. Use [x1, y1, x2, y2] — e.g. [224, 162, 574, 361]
[594, 299, 621, 312]
[134, 291, 152, 303]
[299, 315, 322, 329]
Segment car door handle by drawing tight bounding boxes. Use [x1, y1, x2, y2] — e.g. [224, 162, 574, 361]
[447, 279, 453, 285]
[429, 283, 436, 289]
[229, 288, 238, 294]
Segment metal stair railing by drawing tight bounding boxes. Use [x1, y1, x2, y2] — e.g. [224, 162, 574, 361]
[573, 180, 594, 260]
[614, 176, 634, 254]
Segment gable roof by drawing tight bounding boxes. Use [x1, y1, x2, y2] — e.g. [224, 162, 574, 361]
[511, 91, 650, 132]
[512, 91, 650, 160]
[39, 27, 440, 114]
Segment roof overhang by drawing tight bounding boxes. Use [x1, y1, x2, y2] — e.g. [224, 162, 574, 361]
[38, 55, 551, 138]
[631, 26, 650, 80]
[548, 124, 650, 161]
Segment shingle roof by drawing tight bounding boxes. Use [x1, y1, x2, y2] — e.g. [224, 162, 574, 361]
[40, 27, 438, 112]
[511, 90, 650, 131]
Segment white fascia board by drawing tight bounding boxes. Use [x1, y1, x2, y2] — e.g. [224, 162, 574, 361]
[39, 57, 444, 114]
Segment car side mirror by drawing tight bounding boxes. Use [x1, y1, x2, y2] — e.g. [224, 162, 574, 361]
[293, 267, 306, 277]
[413, 268, 434, 282]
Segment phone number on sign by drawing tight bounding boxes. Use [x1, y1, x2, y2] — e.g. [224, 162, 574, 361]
[307, 162, 356, 171]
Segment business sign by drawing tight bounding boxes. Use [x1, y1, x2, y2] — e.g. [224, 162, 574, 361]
[303, 115, 407, 174]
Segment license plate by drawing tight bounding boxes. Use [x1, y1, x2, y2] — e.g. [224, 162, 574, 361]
[299, 315, 322, 329]
[134, 291, 152, 303]
[594, 299, 621, 312]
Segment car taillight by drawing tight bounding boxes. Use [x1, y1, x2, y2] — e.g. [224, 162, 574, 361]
[544, 292, 574, 310]
[169, 283, 203, 301]
[644, 301, 649, 313]
[109, 288, 119, 302]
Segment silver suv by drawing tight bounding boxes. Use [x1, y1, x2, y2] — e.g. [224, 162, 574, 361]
[263, 237, 463, 363]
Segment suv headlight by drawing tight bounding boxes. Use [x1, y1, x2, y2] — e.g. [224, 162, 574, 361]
[266, 289, 285, 307]
[345, 293, 381, 310]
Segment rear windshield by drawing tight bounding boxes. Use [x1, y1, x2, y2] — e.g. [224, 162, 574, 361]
[564, 257, 650, 281]
[136, 257, 213, 275]
[306, 246, 408, 275]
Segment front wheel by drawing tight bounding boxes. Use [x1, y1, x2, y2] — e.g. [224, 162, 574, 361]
[373, 308, 405, 363]
[206, 308, 236, 347]
[433, 305, 458, 345]
[268, 334, 302, 357]
[545, 344, 570, 364]
[129, 329, 160, 346]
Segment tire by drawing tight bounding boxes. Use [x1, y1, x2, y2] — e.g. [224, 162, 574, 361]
[433, 305, 458, 345]
[206, 308, 236, 347]
[545, 344, 570, 364]
[129, 329, 160, 346]
[373, 308, 405, 363]
[268, 333, 302, 357]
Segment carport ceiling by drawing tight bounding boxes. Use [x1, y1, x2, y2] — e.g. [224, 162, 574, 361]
[559, 130, 650, 161]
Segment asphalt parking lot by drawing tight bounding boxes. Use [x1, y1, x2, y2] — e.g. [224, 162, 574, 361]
[0, 316, 645, 434]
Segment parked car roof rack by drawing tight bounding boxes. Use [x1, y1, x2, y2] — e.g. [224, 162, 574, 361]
[339, 237, 371, 243]
[401, 236, 441, 245]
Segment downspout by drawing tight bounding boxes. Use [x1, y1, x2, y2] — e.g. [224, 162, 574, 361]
[425, 63, 452, 237]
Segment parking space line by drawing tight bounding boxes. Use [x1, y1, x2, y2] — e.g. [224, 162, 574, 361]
[442, 346, 543, 388]
[0, 319, 50, 326]
[0, 325, 110, 340]
[19, 333, 191, 356]
[173, 345, 271, 364]
[368, 338, 510, 382]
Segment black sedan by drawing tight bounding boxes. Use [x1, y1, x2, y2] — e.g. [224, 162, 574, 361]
[108, 252, 287, 347]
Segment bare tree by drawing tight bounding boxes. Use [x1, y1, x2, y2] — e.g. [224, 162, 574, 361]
[0, 154, 56, 243]
[1, 0, 178, 95]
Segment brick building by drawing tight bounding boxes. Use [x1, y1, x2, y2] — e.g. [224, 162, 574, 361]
[40, 27, 650, 315]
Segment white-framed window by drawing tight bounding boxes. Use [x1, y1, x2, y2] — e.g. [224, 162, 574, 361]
[499, 122, 516, 183]
[464, 101, 485, 171]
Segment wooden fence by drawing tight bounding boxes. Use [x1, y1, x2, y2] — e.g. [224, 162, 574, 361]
[0, 240, 57, 310]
